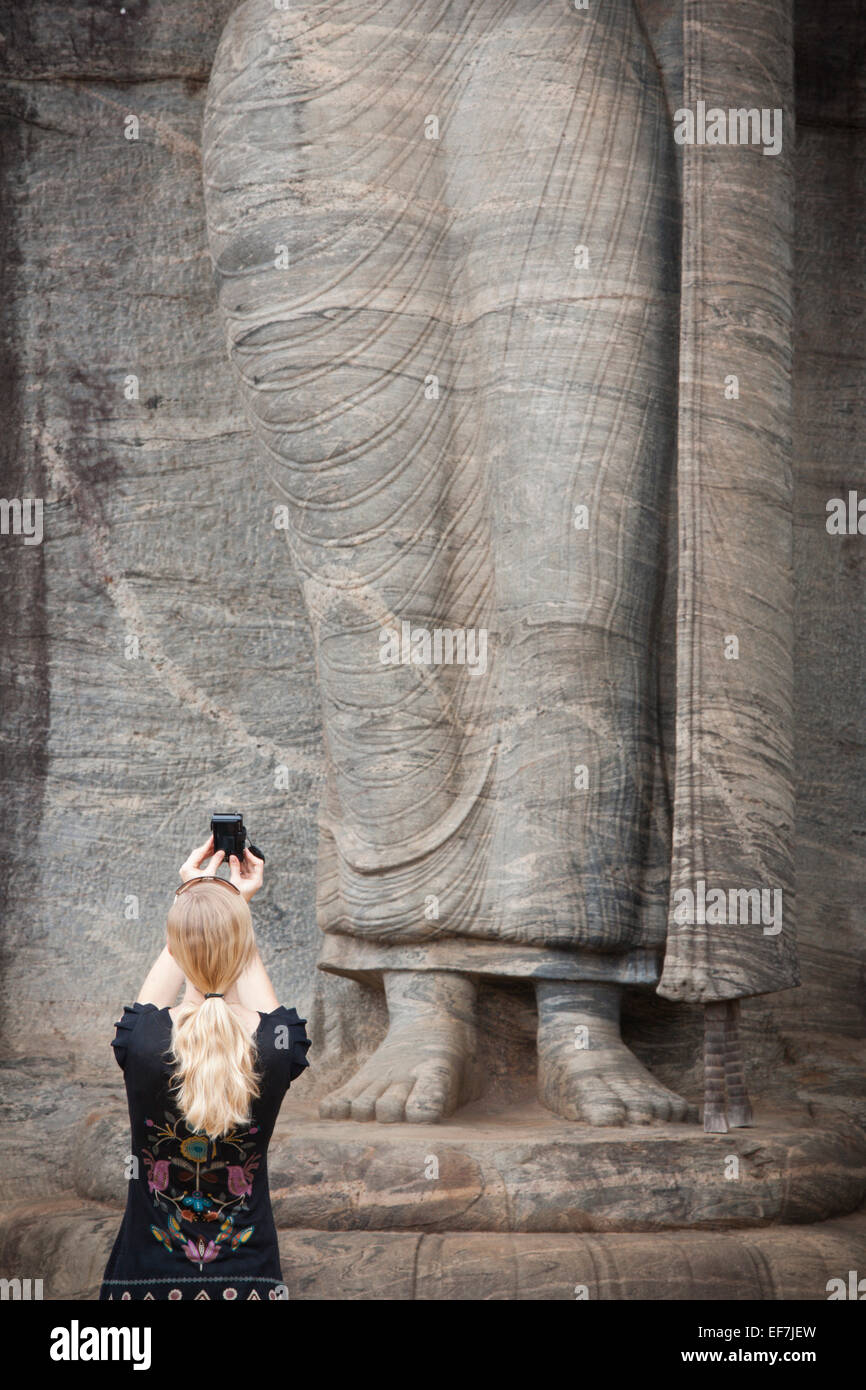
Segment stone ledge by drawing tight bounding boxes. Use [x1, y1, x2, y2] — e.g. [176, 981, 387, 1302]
[1, 1201, 865, 1300]
[72, 1101, 866, 1233]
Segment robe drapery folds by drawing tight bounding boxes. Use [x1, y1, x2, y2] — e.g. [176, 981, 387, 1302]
[659, 0, 799, 1003]
[203, 0, 799, 1005]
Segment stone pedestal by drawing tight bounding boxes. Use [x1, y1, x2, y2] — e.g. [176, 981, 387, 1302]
[71, 1100, 866, 1231]
[264, 1105, 866, 1235]
[3, 1201, 865, 1302]
[1, 1093, 861, 1299]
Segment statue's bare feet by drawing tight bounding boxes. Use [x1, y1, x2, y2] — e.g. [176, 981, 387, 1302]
[319, 970, 482, 1124]
[536, 980, 696, 1126]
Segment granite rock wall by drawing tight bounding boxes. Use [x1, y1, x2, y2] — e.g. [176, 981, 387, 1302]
[0, 0, 863, 1220]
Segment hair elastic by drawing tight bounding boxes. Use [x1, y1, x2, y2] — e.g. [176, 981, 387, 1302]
[204, 993, 224, 999]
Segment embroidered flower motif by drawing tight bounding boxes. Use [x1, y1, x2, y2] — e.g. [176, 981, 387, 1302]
[226, 1153, 259, 1197]
[168, 1289, 182, 1300]
[180, 1135, 209, 1163]
[184, 1237, 219, 1268]
[142, 1151, 170, 1194]
[226, 1167, 250, 1197]
[141, 1113, 262, 1275]
[180, 1190, 214, 1216]
[223, 1288, 238, 1300]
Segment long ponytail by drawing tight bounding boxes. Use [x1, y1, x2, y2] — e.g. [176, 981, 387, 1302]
[165, 882, 260, 1138]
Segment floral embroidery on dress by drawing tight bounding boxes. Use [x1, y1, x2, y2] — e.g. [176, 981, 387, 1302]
[141, 1112, 259, 1271]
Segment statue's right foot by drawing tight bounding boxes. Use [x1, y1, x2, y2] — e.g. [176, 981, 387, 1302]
[319, 970, 482, 1124]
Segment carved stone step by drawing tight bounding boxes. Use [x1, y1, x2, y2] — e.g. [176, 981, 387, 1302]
[71, 1101, 866, 1234]
[2, 1201, 865, 1300]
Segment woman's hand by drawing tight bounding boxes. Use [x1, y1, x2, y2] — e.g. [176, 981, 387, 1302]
[229, 848, 264, 901]
[179, 835, 225, 883]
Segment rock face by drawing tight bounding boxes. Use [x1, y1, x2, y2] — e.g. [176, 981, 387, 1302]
[0, 1, 323, 1071]
[0, 0, 864, 1299]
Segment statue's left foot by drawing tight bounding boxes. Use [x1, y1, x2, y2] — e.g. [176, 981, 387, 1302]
[535, 980, 697, 1126]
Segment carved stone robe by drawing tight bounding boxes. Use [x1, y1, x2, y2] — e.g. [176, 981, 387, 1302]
[203, 0, 798, 1008]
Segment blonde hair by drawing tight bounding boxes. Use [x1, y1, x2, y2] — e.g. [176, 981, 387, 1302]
[165, 882, 260, 1139]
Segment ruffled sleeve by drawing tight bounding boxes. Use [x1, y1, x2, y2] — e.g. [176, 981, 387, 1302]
[276, 1005, 311, 1085]
[110, 1002, 158, 1072]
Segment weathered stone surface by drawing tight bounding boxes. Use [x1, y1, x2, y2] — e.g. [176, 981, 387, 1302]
[2, 1201, 865, 1300]
[0, 1, 238, 79]
[0, 0, 864, 1300]
[0, 69, 323, 1066]
[664, 0, 797, 1003]
[0, 0, 861, 1125]
[779, 0, 866, 1054]
[72, 1099, 866, 1234]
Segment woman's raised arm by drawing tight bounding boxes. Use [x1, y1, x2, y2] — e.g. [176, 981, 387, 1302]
[136, 944, 185, 1009]
[231, 948, 280, 1013]
[224, 848, 279, 1010]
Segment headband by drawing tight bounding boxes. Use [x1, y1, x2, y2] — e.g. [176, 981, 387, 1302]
[174, 875, 241, 897]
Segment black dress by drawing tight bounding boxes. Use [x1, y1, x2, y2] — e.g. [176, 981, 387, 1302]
[100, 1001, 311, 1301]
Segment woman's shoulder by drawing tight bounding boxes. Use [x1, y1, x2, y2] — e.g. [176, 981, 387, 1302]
[110, 1001, 164, 1071]
[258, 1003, 308, 1036]
[114, 1000, 164, 1030]
[256, 1005, 311, 1084]
[260, 1004, 304, 1023]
